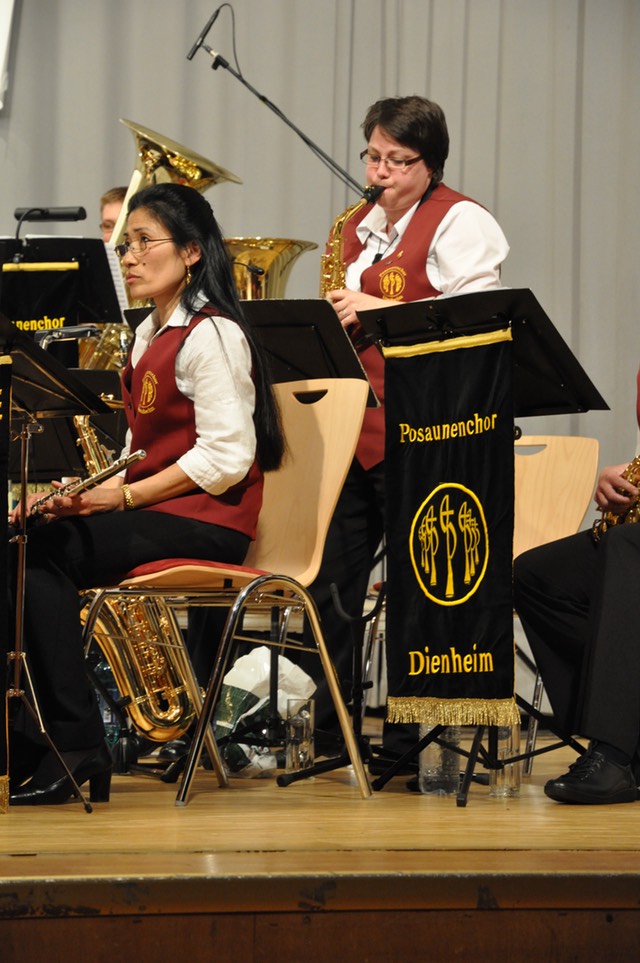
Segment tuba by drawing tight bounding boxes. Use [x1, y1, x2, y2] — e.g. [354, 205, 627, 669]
[109, 118, 242, 249]
[83, 119, 244, 371]
[592, 455, 640, 541]
[320, 185, 384, 297]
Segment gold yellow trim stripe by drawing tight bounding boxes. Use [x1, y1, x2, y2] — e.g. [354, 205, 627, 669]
[381, 327, 512, 359]
[2, 261, 80, 272]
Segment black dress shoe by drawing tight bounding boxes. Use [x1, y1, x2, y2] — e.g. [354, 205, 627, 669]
[8, 736, 49, 792]
[544, 747, 639, 805]
[158, 736, 191, 762]
[9, 742, 113, 806]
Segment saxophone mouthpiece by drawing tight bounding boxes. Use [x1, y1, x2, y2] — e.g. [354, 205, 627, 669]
[363, 185, 385, 203]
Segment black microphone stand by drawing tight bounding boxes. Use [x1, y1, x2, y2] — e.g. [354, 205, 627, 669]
[188, 27, 363, 195]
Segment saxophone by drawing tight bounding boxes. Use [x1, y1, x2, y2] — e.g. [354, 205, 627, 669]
[591, 454, 640, 542]
[75, 418, 196, 743]
[319, 185, 384, 297]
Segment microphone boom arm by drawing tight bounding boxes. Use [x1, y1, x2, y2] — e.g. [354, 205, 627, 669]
[191, 38, 363, 195]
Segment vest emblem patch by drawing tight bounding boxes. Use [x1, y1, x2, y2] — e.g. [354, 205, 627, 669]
[379, 265, 407, 299]
[138, 370, 158, 414]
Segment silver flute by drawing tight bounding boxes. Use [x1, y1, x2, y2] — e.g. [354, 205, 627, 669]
[29, 449, 147, 516]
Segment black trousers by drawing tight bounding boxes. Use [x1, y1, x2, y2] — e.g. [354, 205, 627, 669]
[301, 458, 417, 754]
[299, 459, 385, 731]
[513, 524, 640, 758]
[9, 511, 248, 751]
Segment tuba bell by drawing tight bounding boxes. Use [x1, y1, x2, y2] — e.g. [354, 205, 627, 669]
[109, 118, 242, 248]
[84, 119, 243, 370]
[227, 237, 318, 299]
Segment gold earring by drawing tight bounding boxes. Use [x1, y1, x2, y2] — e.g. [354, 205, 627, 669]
[186, 264, 192, 285]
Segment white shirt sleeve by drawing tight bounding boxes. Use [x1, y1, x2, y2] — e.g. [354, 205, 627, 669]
[427, 201, 510, 296]
[174, 316, 257, 495]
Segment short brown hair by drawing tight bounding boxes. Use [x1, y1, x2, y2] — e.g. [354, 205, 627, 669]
[362, 96, 449, 186]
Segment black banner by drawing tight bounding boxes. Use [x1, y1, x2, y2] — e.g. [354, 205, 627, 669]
[1, 262, 79, 336]
[383, 330, 520, 727]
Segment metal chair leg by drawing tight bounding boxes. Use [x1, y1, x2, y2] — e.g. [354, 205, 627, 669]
[523, 669, 545, 776]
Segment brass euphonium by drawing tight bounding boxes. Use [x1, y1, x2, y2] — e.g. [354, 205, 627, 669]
[84, 594, 197, 743]
[320, 185, 384, 297]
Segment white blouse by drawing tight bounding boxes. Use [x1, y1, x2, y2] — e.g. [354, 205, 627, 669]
[346, 197, 509, 296]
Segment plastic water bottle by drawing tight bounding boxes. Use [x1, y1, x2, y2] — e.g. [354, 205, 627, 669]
[489, 724, 521, 797]
[94, 657, 121, 749]
[418, 725, 461, 795]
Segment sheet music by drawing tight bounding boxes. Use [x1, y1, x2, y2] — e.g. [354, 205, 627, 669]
[104, 242, 129, 317]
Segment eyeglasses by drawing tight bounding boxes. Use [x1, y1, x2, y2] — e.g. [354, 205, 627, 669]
[359, 149, 423, 171]
[114, 237, 174, 258]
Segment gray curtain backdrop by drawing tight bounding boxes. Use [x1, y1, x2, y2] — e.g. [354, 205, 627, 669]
[1, 0, 639, 474]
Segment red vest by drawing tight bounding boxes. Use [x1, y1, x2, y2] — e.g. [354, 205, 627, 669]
[121, 305, 263, 538]
[340, 183, 476, 469]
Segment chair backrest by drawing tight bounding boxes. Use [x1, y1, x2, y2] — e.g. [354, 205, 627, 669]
[513, 435, 600, 558]
[244, 377, 368, 585]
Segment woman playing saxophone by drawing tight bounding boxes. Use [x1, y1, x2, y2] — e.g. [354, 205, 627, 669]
[303, 95, 509, 761]
[8, 183, 285, 806]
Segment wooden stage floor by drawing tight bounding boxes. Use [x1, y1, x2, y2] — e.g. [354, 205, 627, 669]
[1, 729, 639, 961]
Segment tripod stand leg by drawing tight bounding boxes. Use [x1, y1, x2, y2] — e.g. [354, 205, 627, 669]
[7, 654, 94, 813]
[370, 725, 446, 791]
[456, 726, 485, 807]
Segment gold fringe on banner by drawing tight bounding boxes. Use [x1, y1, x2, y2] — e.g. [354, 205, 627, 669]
[387, 696, 521, 728]
[0, 776, 7, 814]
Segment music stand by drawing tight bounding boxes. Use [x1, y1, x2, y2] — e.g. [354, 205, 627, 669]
[0, 236, 127, 328]
[357, 287, 608, 417]
[6, 368, 126, 484]
[1, 313, 112, 812]
[241, 298, 378, 406]
[355, 289, 608, 803]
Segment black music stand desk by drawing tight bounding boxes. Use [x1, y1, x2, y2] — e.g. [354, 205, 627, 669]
[357, 287, 608, 417]
[242, 298, 377, 406]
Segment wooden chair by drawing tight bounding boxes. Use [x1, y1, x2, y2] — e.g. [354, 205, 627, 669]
[513, 434, 600, 772]
[82, 378, 372, 802]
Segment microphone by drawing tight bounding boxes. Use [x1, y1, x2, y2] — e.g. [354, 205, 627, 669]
[187, 7, 222, 60]
[372, 253, 383, 264]
[14, 206, 87, 222]
[233, 260, 265, 276]
[13, 206, 88, 246]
